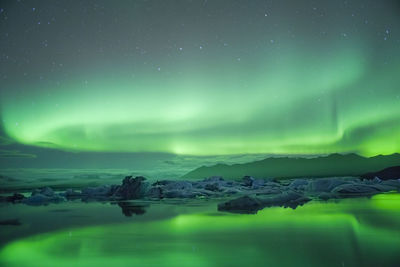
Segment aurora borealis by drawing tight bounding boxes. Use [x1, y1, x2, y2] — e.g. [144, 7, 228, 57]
[2, 3, 400, 266]
[1, 0, 400, 158]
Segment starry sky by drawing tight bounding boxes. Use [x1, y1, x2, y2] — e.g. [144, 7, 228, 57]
[1, 0, 400, 166]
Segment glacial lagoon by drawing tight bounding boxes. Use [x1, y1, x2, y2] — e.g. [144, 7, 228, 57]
[1, 193, 400, 267]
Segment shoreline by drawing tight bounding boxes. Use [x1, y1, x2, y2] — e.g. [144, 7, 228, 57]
[2, 175, 400, 214]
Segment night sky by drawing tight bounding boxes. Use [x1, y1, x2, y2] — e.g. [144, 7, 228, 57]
[1, 0, 400, 166]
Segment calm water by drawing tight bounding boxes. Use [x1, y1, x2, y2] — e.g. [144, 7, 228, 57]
[1, 193, 400, 267]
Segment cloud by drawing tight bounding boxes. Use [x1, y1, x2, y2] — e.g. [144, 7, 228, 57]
[0, 149, 37, 158]
[0, 135, 14, 145]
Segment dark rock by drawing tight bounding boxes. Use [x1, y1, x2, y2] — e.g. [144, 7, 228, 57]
[242, 176, 255, 187]
[317, 192, 335, 201]
[219, 191, 311, 214]
[362, 166, 400, 180]
[113, 176, 149, 200]
[218, 196, 263, 214]
[109, 184, 120, 195]
[0, 219, 21, 226]
[283, 196, 311, 209]
[205, 183, 221, 192]
[152, 180, 173, 186]
[6, 193, 25, 203]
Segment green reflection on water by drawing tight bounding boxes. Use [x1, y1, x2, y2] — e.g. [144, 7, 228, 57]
[1, 194, 400, 267]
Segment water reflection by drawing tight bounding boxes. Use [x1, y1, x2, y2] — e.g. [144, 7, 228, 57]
[0, 219, 21, 226]
[116, 201, 148, 217]
[0, 193, 399, 267]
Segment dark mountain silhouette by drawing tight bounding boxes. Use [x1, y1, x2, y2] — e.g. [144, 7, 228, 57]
[362, 166, 400, 180]
[182, 153, 400, 179]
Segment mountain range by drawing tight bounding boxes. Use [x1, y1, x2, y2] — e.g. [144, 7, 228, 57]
[182, 153, 400, 180]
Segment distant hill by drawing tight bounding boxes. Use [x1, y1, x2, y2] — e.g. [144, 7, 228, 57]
[362, 166, 400, 180]
[182, 153, 400, 180]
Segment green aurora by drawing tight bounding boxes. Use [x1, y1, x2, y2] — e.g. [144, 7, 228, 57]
[1, 0, 400, 157]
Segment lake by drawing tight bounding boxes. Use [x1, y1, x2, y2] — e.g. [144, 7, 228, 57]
[1, 193, 400, 267]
